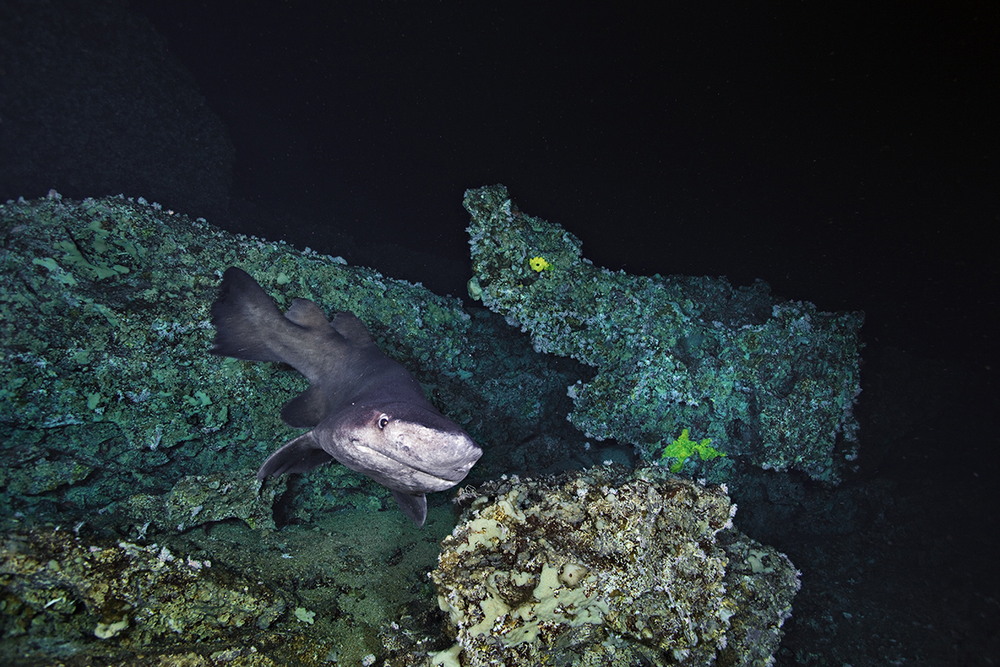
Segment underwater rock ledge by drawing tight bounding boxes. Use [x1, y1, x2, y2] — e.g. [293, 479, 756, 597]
[0, 526, 287, 661]
[3, 192, 802, 665]
[0, 191, 582, 665]
[465, 184, 864, 484]
[0, 192, 577, 527]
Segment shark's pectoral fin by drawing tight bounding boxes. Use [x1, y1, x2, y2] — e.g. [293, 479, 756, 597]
[280, 385, 327, 428]
[257, 431, 333, 479]
[390, 489, 428, 527]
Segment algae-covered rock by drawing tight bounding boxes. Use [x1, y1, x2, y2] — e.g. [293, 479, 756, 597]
[0, 192, 577, 528]
[124, 468, 287, 533]
[413, 466, 798, 666]
[0, 527, 286, 661]
[464, 185, 864, 483]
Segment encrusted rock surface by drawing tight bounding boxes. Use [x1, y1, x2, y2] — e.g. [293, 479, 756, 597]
[464, 184, 864, 483]
[123, 468, 287, 533]
[403, 465, 799, 666]
[0, 193, 577, 528]
[0, 527, 286, 658]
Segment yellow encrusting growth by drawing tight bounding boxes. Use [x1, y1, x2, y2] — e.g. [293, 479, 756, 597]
[528, 256, 552, 272]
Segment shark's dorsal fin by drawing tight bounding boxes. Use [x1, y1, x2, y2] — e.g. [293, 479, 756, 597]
[331, 312, 375, 347]
[211, 268, 344, 381]
[285, 298, 330, 329]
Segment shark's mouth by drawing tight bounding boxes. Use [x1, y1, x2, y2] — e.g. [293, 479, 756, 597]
[349, 444, 476, 492]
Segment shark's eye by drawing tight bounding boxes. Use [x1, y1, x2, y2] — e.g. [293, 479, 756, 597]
[377, 414, 390, 430]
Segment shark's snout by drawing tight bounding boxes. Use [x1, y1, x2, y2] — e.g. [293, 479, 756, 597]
[432, 433, 482, 482]
[357, 425, 481, 490]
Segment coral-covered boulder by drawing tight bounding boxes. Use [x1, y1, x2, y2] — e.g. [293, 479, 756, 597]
[419, 465, 799, 666]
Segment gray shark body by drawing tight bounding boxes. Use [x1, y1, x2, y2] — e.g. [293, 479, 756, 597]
[209, 267, 481, 526]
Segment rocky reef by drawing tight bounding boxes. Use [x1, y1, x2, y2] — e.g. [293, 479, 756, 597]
[0, 192, 578, 530]
[465, 185, 864, 483]
[394, 465, 798, 666]
[0, 191, 584, 664]
[2, 191, 808, 664]
[123, 468, 288, 534]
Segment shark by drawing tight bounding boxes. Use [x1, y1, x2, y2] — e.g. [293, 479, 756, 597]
[209, 267, 482, 526]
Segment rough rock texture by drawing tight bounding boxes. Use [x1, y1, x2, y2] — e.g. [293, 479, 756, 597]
[0, 506, 465, 666]
[124, 468, 288, 533]
[0, 527, 286, 659]
[464, 185, 864, 483]
[404, 466, 799, 666]
[0, 193, 577, 528]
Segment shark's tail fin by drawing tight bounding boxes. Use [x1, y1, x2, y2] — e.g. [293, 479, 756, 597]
[209, 267, 291, 363]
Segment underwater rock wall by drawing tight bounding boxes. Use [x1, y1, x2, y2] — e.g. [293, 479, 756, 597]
[405, 465, 799, 666]
[465, 185, 864, 483]
[0, 193, 575, 527]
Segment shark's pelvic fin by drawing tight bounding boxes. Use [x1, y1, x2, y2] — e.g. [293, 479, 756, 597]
[391, 489, 428, 527]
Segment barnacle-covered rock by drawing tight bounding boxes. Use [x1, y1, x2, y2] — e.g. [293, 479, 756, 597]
[418, 465, 799, 666]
